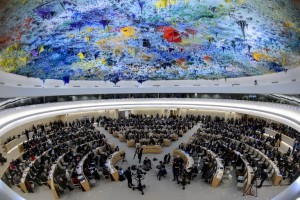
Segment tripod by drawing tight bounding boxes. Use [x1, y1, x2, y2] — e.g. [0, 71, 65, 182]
[132, 175, 146, 195]
[243, 174, 258, 197]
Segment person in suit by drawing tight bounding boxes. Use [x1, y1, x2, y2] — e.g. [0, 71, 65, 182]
[133, 146, 140, 159]
[172, 157, 179, 181]
[0, 153, 7, 165]
[164, 153, 171, 164]
[124, 167, 134, 188]
[138, 147, 143, 164]
[143, 157, 152, 170]
[25, 129, 29, 140]
[257, 170, 268, 188]
[157, 161, 167, 180]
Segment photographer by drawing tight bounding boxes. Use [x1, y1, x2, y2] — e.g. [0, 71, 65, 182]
[124, 167, 134, 188]
[178, 168, 190, 190]
[143, 157, 152, 171]
[172, 157, 179, 181]
[164, 153, 171, 164]
[157, 161, 167, 180]
[257, 169, 268, 188]
[0, 153, 7, 165]
[138, 147, 143, 164]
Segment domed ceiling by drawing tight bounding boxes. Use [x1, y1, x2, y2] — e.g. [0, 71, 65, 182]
[0, 0, 300, 83]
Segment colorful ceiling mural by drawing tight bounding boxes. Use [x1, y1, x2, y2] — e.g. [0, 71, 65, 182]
[0, 0, 300, 83]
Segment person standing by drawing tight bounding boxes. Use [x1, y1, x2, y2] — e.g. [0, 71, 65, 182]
[25, 129, 29, 140]
[257, 170, 268, 188]
[292, 140, 299, 154]
[124, 167, 134, 188]
[172, 157, 179, 181]
[138, 147, 143, 163]
[133, 146, 140, 159]
[164, 153, 171, 164]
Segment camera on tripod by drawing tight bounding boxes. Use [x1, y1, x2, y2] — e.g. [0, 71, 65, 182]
[131, 165, 146, 195]
[133, 166, 146, 179]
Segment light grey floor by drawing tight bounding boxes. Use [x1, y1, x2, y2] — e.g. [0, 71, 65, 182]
[2, 124, 288, 200]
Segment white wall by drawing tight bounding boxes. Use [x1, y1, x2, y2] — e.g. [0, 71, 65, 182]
[182, 109, 225, 118]
[60, 110, 116, 122]
[0, 110, 118, 144]
[0, 115, 60, 144]
[0, 99, 299, 144]
[0, 67, 300, 97]
[130, 109, 165, 116]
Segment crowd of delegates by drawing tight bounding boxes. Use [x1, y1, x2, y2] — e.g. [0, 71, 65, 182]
[1, 118, 115, 196]
[191, 116, 300, 184]
[267, 122, 300, 140]
[98, 114, 200, 145]
[199, 116, 300, 155]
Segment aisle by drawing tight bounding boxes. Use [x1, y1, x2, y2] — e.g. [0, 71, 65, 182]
[97, 123, 202, 160]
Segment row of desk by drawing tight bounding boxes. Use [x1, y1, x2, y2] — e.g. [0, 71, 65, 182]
[106, 150, 125, 181]
[3, 125, 53, 152]
[106, 125, 190, 135]
[173, 149, 194, 171]
[76, 146, 105, 192]
[173, 147, 223, 187]
[19, 148, 51, 193]
[17, 137, 98, 193]
[200, 147, 224, 187]
[228, 135, 283, 186]
[126, 139, 170, 148]
[48, 154, 66, 200]
[198, 132, 282, 186]
[192, 132, 251, 189]
[234, 151, 254, 193]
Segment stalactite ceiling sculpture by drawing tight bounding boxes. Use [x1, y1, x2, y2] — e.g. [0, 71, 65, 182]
[0, 0, 299, 83]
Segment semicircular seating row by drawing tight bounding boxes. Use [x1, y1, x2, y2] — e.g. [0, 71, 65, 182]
[1, 114, 299, 199]
[98, 114, 199, 150]
[1, 120, 124, 199]
[175, 116, 299, 194]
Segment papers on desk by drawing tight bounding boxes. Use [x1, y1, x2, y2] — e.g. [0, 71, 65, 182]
[216, 171, 223, 180]
[21, 167, 30, 182]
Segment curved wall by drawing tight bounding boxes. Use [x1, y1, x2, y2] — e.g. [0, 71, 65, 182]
[1, 99, 300, 140]
[0, 67, 300, 97]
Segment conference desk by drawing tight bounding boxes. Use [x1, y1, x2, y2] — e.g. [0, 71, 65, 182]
[112, 131, 118, 138]
[202, 147, 224, 187]
[118, 134, 125, 142]
[198, 132, 282, 186]
[106, 150, 125, 181]
[139, 138, 171, 147]
[173, 149, 194, 172]
[127, 139, 135, 147]
[48, 154, 66, 200]
[171, 134, 178, 141]
[76, 154, 91, 192]
[234, 150, 254, 193]
[228, 137, 282, 186]
[255, 148, 282, 186]
[19, 149, 50, 193]
[19, 166, 30, 193]
[141, 145, 162, 154]
[76, 146, 105, 192]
